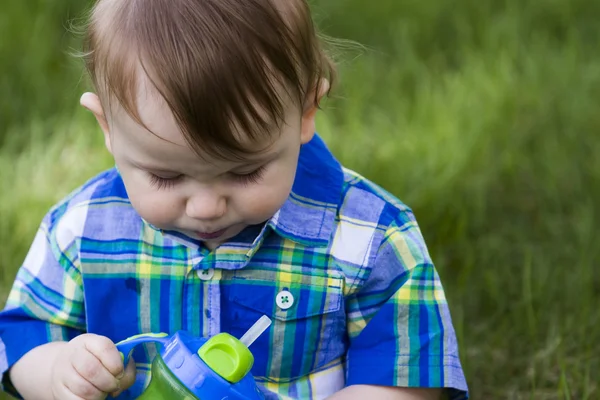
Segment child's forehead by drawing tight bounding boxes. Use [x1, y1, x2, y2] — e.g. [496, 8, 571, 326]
[115, 67, 287, 145]
[110, 85, 280, 167]
[135, 71, 283, 140]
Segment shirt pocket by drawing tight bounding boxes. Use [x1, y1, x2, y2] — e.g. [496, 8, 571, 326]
[221, 269, 347, 382]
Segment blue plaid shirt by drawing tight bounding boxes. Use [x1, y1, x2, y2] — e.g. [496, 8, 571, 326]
[0, 135, 468, 399]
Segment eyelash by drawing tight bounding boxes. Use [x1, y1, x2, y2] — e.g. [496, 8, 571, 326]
[230, 165, 267, 186]
[148, 174, 183, 190]
[147, 165, 267, 190]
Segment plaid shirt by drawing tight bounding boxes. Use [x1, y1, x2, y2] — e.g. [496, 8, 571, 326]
[0, 135, 468, 399]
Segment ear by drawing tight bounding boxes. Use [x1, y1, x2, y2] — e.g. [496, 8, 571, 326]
[300, 79, 330, 145]
[80, 92, 113, 154]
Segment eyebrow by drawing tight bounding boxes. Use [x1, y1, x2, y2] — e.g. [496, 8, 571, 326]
[237, 148, 280, 165]
[130, 146, 281, 174]
[131, 162, 180, 174]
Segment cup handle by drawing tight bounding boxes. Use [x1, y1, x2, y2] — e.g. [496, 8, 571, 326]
[116, 333, 170, 365]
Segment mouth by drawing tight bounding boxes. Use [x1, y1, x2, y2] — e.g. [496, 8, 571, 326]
[195, 228, 227, 240]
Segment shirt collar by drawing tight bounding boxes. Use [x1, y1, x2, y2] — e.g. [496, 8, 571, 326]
[267, 134, 343, 247]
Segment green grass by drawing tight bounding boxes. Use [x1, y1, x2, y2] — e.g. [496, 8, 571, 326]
[1, 0, 599, 398]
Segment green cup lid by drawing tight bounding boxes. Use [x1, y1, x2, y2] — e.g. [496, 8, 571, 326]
[197, 332, 254, 383]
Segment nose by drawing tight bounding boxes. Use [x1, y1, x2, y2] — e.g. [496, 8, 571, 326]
[185, 190, 226, 221]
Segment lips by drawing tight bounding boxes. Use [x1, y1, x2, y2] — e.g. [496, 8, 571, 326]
[195, 228, 227, 240]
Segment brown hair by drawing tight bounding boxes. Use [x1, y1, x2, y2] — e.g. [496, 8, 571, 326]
[82, 0, 336, 159]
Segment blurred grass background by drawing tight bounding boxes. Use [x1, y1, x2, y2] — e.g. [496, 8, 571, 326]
[1, 0, 599, 398]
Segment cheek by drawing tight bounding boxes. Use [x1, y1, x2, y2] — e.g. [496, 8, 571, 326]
[236, 162, 297, 221]
[242, 184, 291, 219]
[120, 170, 181, 227]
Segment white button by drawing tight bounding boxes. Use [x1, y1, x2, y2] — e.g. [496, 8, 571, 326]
[197, 268, 215, 280]
[276, 290, 294, 310]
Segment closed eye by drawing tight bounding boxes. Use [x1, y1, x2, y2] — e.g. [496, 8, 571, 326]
[230, 165, 267, 186]
[148, 173, 183, 190]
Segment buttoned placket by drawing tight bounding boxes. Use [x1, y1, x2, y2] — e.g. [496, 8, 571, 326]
[184, 249, 221, 338]
[202, 264, 221, 338]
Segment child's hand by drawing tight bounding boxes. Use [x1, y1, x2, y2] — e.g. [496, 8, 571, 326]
[50, 334, 136, 400]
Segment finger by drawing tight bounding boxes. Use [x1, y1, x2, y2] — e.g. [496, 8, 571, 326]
[109, 358, 137, 398]
[63, 369, 106, 400]
[71, 347, 120, 393]
[120, 357, 137, 390]
[82, 334, 125, 378]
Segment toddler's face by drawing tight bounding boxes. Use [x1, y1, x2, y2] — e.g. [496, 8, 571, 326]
[82, 77, 318, 250]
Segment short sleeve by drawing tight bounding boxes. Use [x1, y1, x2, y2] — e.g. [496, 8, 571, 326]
[0, 212, 85, 396]
[344, 212, 468, 399]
